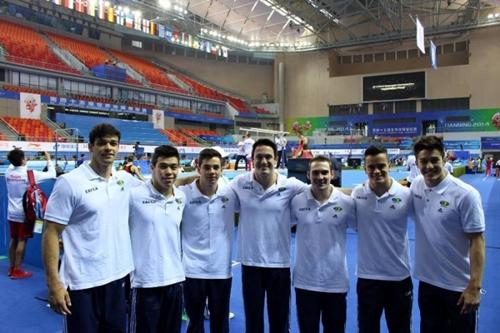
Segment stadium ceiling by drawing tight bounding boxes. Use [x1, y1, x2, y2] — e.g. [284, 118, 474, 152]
[132, 0, 500, 52]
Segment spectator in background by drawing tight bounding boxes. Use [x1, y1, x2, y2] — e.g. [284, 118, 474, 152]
[485, 157, 493, 177]
[122, 155, 145, 181]
[243, 132, 255, 171]
[76, 154, 85, 168]
[405, 155, 420, 187]
[274, 134, 288, 169]
[234, 136, 247, 171]
[444, 160, 454, 175]
[496, 158, 500, 179]
[6, 149, 56, 279]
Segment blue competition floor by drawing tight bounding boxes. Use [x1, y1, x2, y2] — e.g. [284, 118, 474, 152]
[0, 171, 499, 332]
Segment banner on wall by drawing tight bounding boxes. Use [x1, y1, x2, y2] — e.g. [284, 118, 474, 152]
[152, 109, 164, 129]
[437, 109, 500, 132]
[20, 93, 41, 119]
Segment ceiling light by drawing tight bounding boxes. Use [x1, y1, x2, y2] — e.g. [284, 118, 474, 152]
[158, 0, 171, 9]
[260, 0, 271, 7]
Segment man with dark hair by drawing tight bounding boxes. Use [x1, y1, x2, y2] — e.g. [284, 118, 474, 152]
[178, 148, 237, 333]
[352, 145, 413, 333]
[291, 155, 355, 333]
[411, 135, 485, 333]
[6, 149, 55, 279]
[128, 145, 186, 333]
[230, 138, 308, 333]
[42, 123, 140, 333]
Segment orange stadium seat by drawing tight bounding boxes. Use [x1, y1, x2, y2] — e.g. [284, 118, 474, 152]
[160, 129, 199, 146]
[0, 20, 80, 75]
[1, 116, 59, 142]
[109, 50, 187, 94]
[2, 84, 58, 97]
[175, 74, 226, 101]
[47, 33, 141, 85]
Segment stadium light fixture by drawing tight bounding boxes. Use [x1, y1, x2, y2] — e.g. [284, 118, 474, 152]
[159, 0, 172, 10]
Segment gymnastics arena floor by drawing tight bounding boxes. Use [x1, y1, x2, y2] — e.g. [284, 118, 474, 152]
[0, 170, 499, 332]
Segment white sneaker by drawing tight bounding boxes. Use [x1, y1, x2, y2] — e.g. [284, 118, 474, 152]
[229, 312, 235, 319]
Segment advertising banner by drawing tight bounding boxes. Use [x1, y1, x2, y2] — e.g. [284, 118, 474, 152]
[437, 109, 500, 132]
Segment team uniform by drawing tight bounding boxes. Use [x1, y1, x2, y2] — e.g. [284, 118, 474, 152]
[411, 173, 485, 333]
[44, 162, 140, 333]
[129, 181, 186, 333]
[6, 162, 56, 239]
[291, 186, 355, 333]
[230, 172, 307, 333]
[352, 179, 413, 333]
[178, 181, 237, 333]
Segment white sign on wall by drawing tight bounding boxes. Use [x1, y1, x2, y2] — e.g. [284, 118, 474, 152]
[152, 109, 164, 129]
[19, 93, 41, 119]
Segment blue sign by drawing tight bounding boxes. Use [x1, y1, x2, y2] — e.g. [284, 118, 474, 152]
[444, 140, 481, 150]
[371, 125, 419, 137]
[165, 110, 233, 125]
[47, 96, 149, 115]
[481, 137, 500, 150]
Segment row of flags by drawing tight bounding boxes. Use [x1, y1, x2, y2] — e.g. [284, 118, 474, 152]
[46, 0, 229, 57]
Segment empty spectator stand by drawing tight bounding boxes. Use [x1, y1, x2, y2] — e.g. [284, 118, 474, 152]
[0, 20, 80, 75]
[180, 128, 222, 143]
[55, 113, 169, 145]
[1, 116, 58, 142]
[226, 96, 253, 114]
[47, 33, 137, 84]
[109, 50, 187, 94]
[160, 129, 199, 146]
[2, 84, 58, 97]
[175, 74, 226, 101]
[254, 107, 273, 115]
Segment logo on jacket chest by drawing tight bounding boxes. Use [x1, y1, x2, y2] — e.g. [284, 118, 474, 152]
[85, 186, 99, 194]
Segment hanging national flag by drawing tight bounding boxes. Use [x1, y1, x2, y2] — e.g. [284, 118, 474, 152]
[416, 17, 425, 54]
[430, 40, 438, 70]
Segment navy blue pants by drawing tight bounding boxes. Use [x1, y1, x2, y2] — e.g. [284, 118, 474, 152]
[242, 265, 290, 333]
[418, 281, 477, 333]
[65, 277, 127, 333]
[235, 155, 248, 171]
[184, 277, 232, 333]
[357, 277, 413, 333]
[295, 287, 347, 333]
[129, 282, 183, 333]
